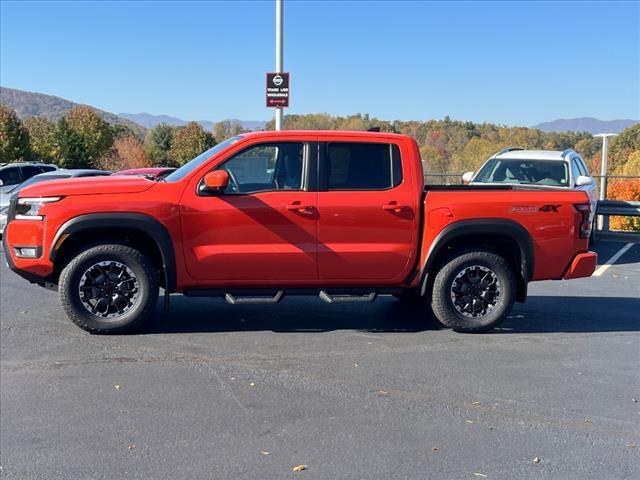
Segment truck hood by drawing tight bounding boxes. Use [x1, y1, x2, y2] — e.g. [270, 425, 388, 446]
[18, 176, 156, 198]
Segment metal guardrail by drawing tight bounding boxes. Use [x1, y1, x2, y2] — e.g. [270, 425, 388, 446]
[596, 200, 640, 243]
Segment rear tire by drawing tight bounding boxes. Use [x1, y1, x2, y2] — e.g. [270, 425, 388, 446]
[431, 250, 516, 333]
[59, 244, 158, 334]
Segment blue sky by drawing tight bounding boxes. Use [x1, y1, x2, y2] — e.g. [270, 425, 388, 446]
[1, 0, 638, 125]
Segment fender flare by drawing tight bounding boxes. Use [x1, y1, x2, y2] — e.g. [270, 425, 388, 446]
[419, 218, 534, 294]
[50, 213, 177, 292]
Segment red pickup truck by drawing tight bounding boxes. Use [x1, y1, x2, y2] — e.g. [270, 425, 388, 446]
[3, 131, 597, 334]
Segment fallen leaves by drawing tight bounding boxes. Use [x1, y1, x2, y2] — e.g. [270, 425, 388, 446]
[532, 456, 541, 464]
[473, 473, 487, 478]
[292, 464, 307, 472]
[465, 420, 475, 424]
[249, 382, 255, 387]
[628, 443, 637, 448]
[114, 384, 121, 390]
[377, 390, 388, 396]
[432, 447, 439, 452]
[472, 401, 480, 405]
[260, 450, 270, 455]
[127, 444, 136, 450]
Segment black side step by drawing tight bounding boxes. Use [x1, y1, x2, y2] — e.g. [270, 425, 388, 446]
[224, 291, 284, 305]
[319, 291, 377, 303]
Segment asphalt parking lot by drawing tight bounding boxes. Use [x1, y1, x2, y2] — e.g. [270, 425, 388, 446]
[1, 241, 639, 480]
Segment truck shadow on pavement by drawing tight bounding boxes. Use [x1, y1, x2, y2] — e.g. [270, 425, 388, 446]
[143, 295, 640, 335]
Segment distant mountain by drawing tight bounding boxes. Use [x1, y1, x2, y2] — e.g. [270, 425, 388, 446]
[0, 86, 145, 134]
[118, 112, 267, 132]
[533, 117, 638, 134]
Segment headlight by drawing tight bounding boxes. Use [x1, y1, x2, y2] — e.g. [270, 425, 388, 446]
[15, 197, 62, 220]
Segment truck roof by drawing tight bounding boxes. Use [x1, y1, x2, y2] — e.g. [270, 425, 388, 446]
[240, 130, 410, 140]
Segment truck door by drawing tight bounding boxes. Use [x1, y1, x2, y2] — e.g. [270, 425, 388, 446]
[317, 141, 419, 283]
[180, 141, 318, 282]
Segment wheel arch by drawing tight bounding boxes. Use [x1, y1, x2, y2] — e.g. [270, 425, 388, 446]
[50, 213, 177, 292]
[420, 219, 534, 302]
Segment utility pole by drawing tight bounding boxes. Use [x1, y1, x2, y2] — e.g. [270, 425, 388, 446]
[275, 0, 284, 131]
[594, 133, 618, 200]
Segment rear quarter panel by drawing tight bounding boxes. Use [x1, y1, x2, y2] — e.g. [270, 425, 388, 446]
[420, 189, 591, 280]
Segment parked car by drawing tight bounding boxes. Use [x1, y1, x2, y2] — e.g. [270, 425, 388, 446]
[463, 148, 598, 239]
[0, 169, 110, 234]
[3, 131, 596, 334]
[113, 167, 176, 180]
[0, 162, 58, 195]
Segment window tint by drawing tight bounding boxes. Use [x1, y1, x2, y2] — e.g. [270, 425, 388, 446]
[220, 142, 304, 194]
[576, 158, 589, 176]
[475, 159, 568, 186]
[326, 143, 401, 190]
[571, 159, 581, 183]
[0, 167, 23, 186]
[20, 166, 43, 179]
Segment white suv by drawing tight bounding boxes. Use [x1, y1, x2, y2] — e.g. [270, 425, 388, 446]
[463, 148, 598, 236]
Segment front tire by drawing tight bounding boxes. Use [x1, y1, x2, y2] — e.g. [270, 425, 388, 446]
[431, 250, 516, 333]
[59, 244, 159, 334]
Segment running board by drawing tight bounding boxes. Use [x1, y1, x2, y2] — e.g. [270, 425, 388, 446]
[319, 290, 377, 303]
[224, 291, 284, 305]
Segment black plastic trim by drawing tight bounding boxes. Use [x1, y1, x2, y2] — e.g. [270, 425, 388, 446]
[183, 286, 404, 297]
[49, 213, 177, 292]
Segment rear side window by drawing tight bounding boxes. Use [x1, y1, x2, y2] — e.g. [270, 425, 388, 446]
[325, 143, 402, 190]
[20, 165, 43, 179]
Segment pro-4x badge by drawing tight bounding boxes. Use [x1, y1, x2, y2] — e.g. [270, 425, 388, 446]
[539, 204, 561, 212]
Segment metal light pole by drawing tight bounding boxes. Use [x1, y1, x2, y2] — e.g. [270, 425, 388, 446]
[594, 133, 618, 200]
[275, 0, 284, 131]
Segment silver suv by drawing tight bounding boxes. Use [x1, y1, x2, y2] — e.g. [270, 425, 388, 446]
[0, 162, 58, 195]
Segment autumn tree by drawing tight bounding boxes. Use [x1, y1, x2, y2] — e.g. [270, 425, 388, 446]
[144, 124, 177, 166]
[64, 106, 113, 165]
[213, 120, 248, 142]
[23, 117, 58, 164]
[170, 122, 215, 165]
[0, 104, 30, 163]
[97, 136, 152, 171]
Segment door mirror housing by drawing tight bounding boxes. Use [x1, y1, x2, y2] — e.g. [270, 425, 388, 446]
[201, 170, 229, 194]
[575, 175, 594, 187]
[462, 171, 475, 184]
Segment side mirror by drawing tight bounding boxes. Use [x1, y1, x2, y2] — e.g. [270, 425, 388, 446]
[575, 175, 594, 187]
[201, 170, 229, 194]
[0, 179, 3, 186]
[462, 171, 475, 184]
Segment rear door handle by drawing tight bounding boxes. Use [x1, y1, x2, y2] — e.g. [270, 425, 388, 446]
[382, 204, 411, 212]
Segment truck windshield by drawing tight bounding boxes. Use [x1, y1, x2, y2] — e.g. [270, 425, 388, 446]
[474, 159, 569, 186]
[163, 136, 243, 182]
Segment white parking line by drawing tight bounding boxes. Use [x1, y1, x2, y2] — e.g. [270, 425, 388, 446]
[593, 242, 634, 277]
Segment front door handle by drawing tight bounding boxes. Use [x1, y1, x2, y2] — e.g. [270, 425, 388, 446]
[286, 204, 314, 214]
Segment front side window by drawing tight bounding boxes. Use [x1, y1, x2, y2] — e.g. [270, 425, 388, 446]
[326, 143, 402, 190]
[164, 135, 243, 182]
[219, 142, 304, 194]
[475, 159, 569, 186]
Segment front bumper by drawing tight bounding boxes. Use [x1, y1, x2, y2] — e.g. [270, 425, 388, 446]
[563, 251, 598, 280]
[2, 217, 54, 285]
